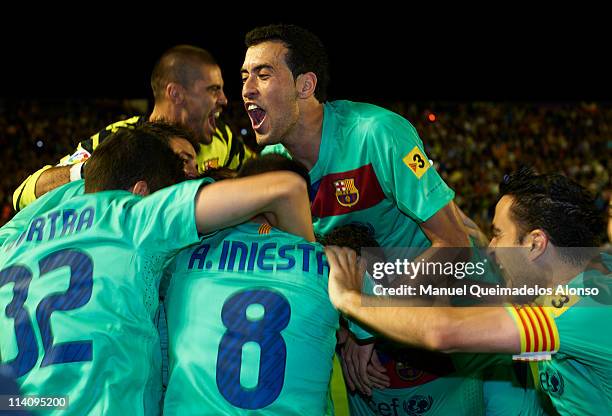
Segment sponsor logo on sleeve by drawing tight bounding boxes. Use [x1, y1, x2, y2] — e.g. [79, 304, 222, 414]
[402, 146, 430, 179]
[58, 149, 91, 166]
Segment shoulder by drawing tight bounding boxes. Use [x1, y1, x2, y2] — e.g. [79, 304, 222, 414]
[330, 100, 413, 126]
[138, 178, 213, 208]
[328, 100, 420, 147]
[103, 115, 144, 132]
[93, 115, 143, 146]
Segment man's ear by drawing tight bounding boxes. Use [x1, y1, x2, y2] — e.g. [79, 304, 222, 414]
[527, 229, 548, 260]
[131, 180, 150, 196]
[166, 83, 184, 104]
[296, 72, 317, 99]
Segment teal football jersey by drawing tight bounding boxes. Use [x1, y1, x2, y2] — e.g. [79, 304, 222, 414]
[266, 101, 477, 415]
[533, 253, 612, 415]
[264, 101, 546, 415]
[0, 180, 85, 247]
[346, 270, 545, 416]
[263, 100, 455, 248]
[0, 178, 210, 415]
[163, 222, 339, 415]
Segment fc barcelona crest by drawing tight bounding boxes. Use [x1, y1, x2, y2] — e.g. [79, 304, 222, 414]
[396, 361, 424, 382]
[202, 158, 219, 171]
[334, 178, 359, 207]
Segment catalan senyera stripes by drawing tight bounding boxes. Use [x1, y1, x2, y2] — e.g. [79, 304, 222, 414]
[506, 304, 560, 355]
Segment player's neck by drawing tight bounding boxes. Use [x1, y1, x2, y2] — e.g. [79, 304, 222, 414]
[540, 250, 592, 286]
[149, 101, 175, 123]
[283, 101, 324, 170]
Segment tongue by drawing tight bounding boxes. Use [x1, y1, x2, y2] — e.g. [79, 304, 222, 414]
[250, 108, 266, 126]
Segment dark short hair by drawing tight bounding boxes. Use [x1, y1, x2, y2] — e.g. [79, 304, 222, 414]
[151, 45, 218, 100]
[238, 153, 312, 197]
[84, 125, 185, 193]
[203, 167, 238, 181]
[317, 224, 379, 255]
[245, 24, 330, 102]
[499, 167, 607, 250]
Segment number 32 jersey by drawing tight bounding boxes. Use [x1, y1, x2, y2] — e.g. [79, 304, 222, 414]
[0, 178, 209, 415]
[163, 223, 339, 415]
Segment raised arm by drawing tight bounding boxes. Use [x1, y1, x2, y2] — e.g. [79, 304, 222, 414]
[12, 116, 140, 212]
[13, 137, 93, 211]
[195, 171, 315, 241]
[13, 164, 56, 211]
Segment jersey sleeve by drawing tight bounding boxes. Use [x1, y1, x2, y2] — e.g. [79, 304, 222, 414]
[368, 113, 455, 222]
[127, 178, 214, 254]
[505, 304, 560, 361]
[347, 319, 377, 342]
[12, 164, 53, 211]
[12, 116, 143, 212]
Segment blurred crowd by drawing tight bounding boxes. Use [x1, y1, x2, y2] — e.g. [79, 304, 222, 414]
[1, 99, 610, 237]
[387, 101, 610, 234]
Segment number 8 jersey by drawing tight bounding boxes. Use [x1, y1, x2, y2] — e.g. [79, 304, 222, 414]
[163, 222, 339, 415]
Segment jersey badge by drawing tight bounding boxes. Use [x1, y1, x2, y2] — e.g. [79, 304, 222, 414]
[403, 146, 431, 179]
[539, 367, 565, 397]
[403, 395, 434, 415]
[334, 178, 359, 207]
[395, 361, 424, 382]
[202, 158, 219, 171]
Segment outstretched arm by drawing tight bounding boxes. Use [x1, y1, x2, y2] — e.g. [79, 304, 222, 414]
[34, 166, 74, 196]
[195, 171, 315, 241]
[454, 204, 490, 247]
[325, 246, 522, 354]
[13, 116, 140, 212]
[14, 145, 91, 211]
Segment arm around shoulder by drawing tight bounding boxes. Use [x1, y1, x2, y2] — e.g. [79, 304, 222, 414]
[195, 171, 314, 240]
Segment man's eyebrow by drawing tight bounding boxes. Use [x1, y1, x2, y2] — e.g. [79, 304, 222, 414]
[241, 64, 274, 74]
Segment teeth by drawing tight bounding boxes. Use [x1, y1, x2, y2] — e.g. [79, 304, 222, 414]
[247, 104, 260, 111]
[214, 111, 220, 118]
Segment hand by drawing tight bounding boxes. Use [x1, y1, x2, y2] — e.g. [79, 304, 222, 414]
[340, 336, 389, 395]
[367, 350, 390, 390]
[325, 246, 366, 310]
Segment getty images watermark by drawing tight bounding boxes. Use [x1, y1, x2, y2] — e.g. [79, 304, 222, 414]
[358, 247, 610, 307]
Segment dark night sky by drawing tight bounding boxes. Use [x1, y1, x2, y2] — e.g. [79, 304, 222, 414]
[2, 10, 609, 103]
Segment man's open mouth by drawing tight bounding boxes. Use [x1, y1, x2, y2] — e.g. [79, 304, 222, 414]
[247, 104, 267, 129]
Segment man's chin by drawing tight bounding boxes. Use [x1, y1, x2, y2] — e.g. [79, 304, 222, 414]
[198, 131, 214, 145]
[255, 131, 278, 147]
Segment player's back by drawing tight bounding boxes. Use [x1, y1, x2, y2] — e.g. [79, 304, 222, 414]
[1, 179, 206, 415]
[163, 223, 339, 415]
